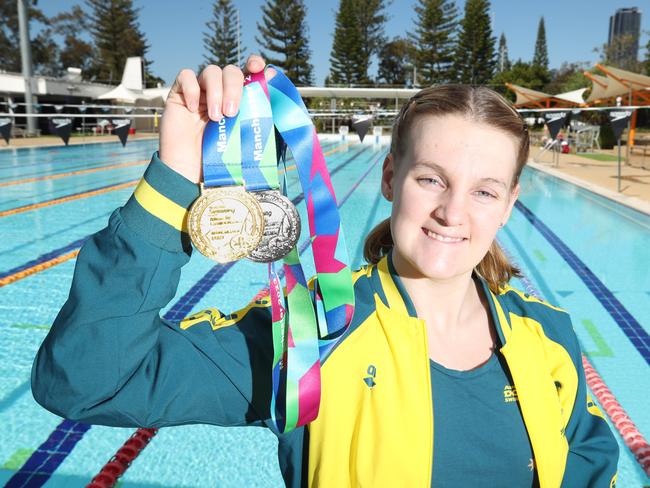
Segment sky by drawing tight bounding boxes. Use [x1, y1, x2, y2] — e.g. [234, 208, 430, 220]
[39, 0, 649, 86]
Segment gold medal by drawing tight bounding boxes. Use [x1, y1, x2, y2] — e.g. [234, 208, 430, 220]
[188, 186, 265, 263]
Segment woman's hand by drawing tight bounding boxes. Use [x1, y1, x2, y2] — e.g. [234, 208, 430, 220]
[158, 55, 270, 183]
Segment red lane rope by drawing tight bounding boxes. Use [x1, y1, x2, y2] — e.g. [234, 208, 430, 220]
[583, 355, 650, 477]
[86, 428, 158, 488]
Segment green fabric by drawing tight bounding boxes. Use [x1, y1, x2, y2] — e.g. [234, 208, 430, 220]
[120, 152, 199, 253]
[30, 154, 618, 488]
[429, 352, 537, 487]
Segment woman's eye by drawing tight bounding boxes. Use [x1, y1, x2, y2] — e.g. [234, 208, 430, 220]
[418, 177, 441, 186]
[476, 190, 496, 199]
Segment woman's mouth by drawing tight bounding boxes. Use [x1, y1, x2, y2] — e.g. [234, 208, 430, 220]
[422, 228, 467, 243]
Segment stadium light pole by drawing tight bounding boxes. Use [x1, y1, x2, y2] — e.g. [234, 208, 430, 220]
[17, 0, 36, 136]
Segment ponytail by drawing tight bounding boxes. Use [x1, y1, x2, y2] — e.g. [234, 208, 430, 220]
[363, 218, 520, 293]
[475, 241, 521, 293]
[363, 218, 393, 265]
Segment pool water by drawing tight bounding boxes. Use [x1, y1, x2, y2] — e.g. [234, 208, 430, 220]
[0, 137, 648, 487]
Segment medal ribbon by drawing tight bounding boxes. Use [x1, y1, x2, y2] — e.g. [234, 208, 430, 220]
[200, 68, 355, 433]
[252, 68, 355, 433]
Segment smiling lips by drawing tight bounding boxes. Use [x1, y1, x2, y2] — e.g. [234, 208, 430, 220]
[422, 228, 467, 243]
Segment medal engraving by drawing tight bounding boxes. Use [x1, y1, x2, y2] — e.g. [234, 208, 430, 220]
[248, 190, 301, 263]
[188, 186, 265, 263]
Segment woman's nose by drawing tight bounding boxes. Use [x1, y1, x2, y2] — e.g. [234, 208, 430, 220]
[432, 189, 467, 227]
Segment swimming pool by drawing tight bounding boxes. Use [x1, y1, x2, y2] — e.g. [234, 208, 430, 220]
[0, 137, 648, 487]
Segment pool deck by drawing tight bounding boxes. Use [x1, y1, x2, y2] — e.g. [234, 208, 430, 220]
[528, 147, 650, 215]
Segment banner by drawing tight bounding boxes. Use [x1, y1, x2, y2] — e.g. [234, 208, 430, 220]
[48, 117, 73, 145]
[111, 118, 131, 147]
[0, 118, 12, 144]
[608, 110, 632, 141]
[543, 111, 569, 140]
[352, 115, 373, 143]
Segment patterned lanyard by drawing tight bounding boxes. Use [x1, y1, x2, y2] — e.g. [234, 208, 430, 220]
[201, 68, 355, 433]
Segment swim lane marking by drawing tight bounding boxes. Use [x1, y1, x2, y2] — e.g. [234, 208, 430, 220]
[0, 160, 147, 188]
[514, 201, 650, 366]
[0, 180, 138, 218]
[9, 144, 382, 486]
[0, 143, 357, 287]
[0, 142, 344, 218]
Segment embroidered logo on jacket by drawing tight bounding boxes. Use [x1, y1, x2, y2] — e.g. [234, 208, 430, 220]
[363, 365, 377, 389]
[503, 385, 518, 403]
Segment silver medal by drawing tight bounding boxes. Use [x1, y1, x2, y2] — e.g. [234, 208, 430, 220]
[248, 190, 301, 262]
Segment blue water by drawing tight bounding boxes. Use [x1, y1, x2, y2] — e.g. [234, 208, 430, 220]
[0, 137, 648, 487]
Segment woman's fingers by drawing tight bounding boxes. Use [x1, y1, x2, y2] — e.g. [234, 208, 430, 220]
[245, 54, 265, 74]
[169, 69, 201, 112]
[221, 64, 244, 117]
[198, 65, 223, 121]
[244, 54, 276, 81]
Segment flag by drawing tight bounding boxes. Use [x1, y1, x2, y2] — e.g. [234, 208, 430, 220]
[543, 111, 569, 140]
[111, 118, 132, 147]
[608, 110, 632, 141]
[48, 117, 73, 145]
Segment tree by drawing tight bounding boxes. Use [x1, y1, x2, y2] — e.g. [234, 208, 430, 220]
[532, 17, 548, 71]
[453, 0, 496, 85]
[0, 0, 59, 75]
[377, 37, 414, 85]
[409, 0, 458, 85]
[595, 33, 642, 72]
[85, 0, 158, 85]
[329, 0, 367, 84]
[490, 59, 550, 99]
[645, 36, 650, 75]
[203, 0, 242, 68]
[354, 0, 389, 82]
[497, 32, 510, 72]
[256, 0, 313, 86]
[50, 5, 94, 74]
[544, 62, 588, 95]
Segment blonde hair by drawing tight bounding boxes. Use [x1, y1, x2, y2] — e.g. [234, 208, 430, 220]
[363, 84, 530, 293]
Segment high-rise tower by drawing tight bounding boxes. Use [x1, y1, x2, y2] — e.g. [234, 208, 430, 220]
[608, 7, 642, 67]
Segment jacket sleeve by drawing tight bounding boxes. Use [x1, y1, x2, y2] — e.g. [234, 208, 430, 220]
[562, 319, 619, 487]
[31, 153, 275, 430]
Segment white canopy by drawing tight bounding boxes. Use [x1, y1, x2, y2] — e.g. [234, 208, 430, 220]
[96, 84, 140, 103]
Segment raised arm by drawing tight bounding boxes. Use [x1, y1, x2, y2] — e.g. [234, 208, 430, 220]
[31, 57, 279, 430]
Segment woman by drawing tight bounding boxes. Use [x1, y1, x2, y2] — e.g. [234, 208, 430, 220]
[32, 55, 618, 487]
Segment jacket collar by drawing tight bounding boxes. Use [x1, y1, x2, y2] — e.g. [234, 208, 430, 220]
[371, 252, 510, 348]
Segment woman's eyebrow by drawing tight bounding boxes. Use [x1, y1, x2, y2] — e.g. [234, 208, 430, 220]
[413, 161, 447, 173]
[479, 177, 507, 189]
[413, 162, 507, 189]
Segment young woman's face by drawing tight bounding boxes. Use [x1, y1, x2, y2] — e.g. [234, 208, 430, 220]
[382, 114, 521, 281]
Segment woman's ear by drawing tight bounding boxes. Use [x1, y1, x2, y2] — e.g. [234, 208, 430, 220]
[501, 182, 520, 226]
[381, 154, 394, 201]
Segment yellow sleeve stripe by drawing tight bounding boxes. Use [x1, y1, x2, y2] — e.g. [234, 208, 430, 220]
[133, 177, 188, 232]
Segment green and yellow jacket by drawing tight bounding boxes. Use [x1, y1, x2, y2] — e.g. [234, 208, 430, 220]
[32, 154, 619, 487]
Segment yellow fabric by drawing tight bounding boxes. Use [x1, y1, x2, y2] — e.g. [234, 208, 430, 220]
[133, 178, 188, 232]
[500, 313, 576, 488]
[306, 259, 433, 486]
[502, 285, 566, 313]
[307, 293, 433, 487]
